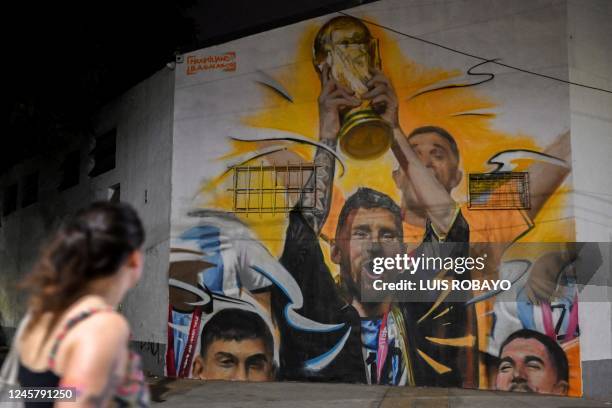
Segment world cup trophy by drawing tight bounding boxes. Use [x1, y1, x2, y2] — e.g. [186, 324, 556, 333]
[313, 16, 393, 160]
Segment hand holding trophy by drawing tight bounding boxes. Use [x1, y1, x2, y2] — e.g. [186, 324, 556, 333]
[317, 63, 361, 143]
[314, 16, 394, 160]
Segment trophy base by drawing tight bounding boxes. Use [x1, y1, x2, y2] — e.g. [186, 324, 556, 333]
[339, 109, 393, 160]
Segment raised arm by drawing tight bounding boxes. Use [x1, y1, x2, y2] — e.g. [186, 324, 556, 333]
[362, 69, 457, 236]
[526, 131, 571, 221]
[300, 63, 359, 234]
[299, 138, 337, 235]
[391, 129, 458, 237]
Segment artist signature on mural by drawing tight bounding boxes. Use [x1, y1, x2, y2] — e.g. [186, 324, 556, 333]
[186, 52, 236, 75]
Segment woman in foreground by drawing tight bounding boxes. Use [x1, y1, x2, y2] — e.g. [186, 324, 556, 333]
[16, 201, 149, 407]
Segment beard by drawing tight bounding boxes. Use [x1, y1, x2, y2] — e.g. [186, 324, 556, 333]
[509, 380, 534, 393]
[342, 256, 389, 303]
[340, 257, 361, 299]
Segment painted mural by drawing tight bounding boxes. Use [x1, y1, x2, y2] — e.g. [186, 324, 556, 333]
[168, 2, 582, 396]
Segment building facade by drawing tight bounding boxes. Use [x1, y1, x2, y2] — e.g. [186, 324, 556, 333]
[1, 0, 611, 399]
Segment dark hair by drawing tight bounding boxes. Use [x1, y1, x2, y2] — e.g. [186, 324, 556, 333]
[200, 309, 273, 358]
[499, 329, 569, 382]
[23, 201, 144, 330]
[336, 187, 403, 240]
[408, 126, 460, 160]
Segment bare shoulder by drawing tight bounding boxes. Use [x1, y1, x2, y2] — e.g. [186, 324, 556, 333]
[56, 310, 132, 397]
[55, 310, 130, 375]
[83, 310, 129, 335]
[68, 311, 130, 347]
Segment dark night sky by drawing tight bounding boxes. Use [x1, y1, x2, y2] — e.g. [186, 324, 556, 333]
[3, 0, 371, 173]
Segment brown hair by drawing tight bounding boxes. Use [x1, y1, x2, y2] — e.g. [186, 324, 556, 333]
[22, 201, 144, 333]
[335, 187, 403, 241]
[407, 126, 460, 160]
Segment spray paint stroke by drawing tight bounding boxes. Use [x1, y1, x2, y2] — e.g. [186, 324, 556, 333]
[250, 265, 345, 334]
[229, 128, 346, 177]
[487, 149, 569, 172]
[173, 210, 349, 370]
[254, 70, 294, 102]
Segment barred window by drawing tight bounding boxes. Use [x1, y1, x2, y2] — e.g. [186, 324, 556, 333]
[468, 172, 530, 210]
[229, 162, 317, 215]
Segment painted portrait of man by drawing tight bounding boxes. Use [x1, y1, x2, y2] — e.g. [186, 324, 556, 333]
[192, 309, 275, 382]
[495, 329, 569, 395]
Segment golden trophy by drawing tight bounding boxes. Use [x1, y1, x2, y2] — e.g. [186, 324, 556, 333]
[314, 16, 393, 160]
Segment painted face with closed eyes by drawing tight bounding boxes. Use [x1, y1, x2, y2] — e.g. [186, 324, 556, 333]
[495, 337, 568, 394]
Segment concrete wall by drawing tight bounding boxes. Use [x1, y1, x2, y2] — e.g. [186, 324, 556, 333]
[0, 67, 174, 374]
[567, 0, 612, 400]
[95, 67, 175, 374]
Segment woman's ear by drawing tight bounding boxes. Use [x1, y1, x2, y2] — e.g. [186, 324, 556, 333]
[125, 249, 143, 268]
[125, 250, 144, 287]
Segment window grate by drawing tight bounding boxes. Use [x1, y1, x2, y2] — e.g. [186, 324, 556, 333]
[228, 162, 317, 215]
[468, 172, 530, 210]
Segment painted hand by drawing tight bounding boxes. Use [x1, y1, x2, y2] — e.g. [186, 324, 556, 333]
[362, 68, 399, 129]
[525, 250, 572, 305]
[318, 63, 360, 141]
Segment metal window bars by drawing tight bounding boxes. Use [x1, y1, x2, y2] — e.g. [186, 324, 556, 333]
[468, 171, 530, 210]
[229, 162, 318, 215]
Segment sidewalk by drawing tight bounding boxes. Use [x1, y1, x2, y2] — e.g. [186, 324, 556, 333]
[149, 379, 612, 407]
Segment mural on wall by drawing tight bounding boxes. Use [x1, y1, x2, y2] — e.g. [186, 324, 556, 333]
[168, 4, 582, 396]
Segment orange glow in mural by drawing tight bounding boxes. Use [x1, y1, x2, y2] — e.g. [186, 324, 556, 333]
[200, 17, 573, 254]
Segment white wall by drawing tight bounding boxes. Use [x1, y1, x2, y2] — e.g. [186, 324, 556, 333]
[568, 0, 612, 370]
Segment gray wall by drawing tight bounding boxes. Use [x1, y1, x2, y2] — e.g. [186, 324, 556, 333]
[567, 0, 612, 400]
[0, 67, 174, 375]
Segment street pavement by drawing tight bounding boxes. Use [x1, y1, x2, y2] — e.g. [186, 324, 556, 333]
[149, 378, 612, 408]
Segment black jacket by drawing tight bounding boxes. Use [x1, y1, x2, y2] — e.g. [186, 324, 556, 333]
[273, 209, 471, 385]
